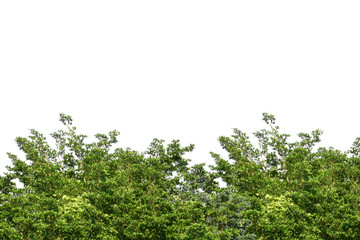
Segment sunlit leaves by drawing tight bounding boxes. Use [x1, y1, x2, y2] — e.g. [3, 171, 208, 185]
[0, 113, 252, 239]
[212, 113, 360, 239]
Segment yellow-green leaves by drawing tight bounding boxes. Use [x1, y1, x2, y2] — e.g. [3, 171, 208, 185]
[212, 113, 360, 239]
[1, 113, 252, 239]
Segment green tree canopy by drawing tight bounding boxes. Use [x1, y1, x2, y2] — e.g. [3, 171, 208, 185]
[211, 113, 360, 239]
[0, 114, 253, 240]
[1, 113, 359, 239]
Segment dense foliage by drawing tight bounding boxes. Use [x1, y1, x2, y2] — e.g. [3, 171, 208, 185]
[1, 113, 359, 239]
[212, 113, 360, 239]
[0, 114, 252, 240]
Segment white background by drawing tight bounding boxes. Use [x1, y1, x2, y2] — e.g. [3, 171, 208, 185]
[1, 1, 360, 175]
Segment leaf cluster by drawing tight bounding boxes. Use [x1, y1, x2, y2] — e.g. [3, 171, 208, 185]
[2, 113, 360, 239]
[211, 113, 360, 239]
[0, 114, 253, 240]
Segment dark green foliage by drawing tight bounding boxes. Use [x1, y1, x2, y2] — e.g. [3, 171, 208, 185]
[1, 113, 359, 239]
[211, 113, 360, 239]
[0, 114, 252, 239]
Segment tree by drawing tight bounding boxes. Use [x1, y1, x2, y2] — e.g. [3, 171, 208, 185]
[3, 112, 358, 239]
[211, 113, 360, 239]
[0, 114, 253, 239]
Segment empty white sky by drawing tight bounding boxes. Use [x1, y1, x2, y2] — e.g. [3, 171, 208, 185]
[1, 1, 360, 175]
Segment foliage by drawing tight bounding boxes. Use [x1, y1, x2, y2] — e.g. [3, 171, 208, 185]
[0, 114, 253, 239]
[211, 113, 360, 239]
[2, 112, 360, 239]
